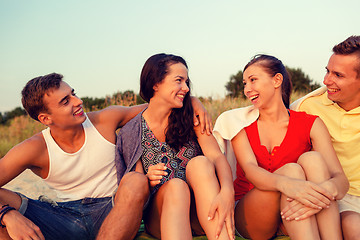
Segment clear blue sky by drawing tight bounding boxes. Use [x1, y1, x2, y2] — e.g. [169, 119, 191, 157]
[0, 0, 359, 112]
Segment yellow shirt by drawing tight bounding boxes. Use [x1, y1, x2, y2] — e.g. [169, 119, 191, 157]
[298, 92, 360, 196]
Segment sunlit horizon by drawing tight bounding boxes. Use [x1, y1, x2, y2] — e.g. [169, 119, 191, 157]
[1, 0, 358, 113]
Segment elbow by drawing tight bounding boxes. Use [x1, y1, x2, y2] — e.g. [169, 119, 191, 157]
[336, 176, 350, 200]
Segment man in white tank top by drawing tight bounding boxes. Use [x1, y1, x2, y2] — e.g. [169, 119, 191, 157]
[0, 73, 211, 240]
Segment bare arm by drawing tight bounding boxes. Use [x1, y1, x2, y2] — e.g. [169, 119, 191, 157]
[231, 129, 333, 209]
[280, 118, 349, 221]
[310, 118, 349, 199]
[89, 97, 211, 143]
[195, 126, 234, 239]
[0, 134, 47, 188]
[88, 104, 147, 131]
[0, 134, 46, 240]
[191, 96, 212, 135]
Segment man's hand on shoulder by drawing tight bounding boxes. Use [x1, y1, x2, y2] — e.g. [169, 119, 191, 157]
[190, 96, 212, 135]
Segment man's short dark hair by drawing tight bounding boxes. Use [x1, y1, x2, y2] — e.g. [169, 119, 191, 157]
[21, 73, 63, 121]
[333, 35, 360, 78]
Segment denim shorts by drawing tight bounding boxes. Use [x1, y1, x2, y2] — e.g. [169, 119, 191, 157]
[17, 193, 114, 240]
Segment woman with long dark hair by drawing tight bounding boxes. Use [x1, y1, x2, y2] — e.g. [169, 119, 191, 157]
[115, 53, 234, 240]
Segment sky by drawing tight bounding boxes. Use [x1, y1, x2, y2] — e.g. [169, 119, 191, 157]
[0, 0, 359, 113]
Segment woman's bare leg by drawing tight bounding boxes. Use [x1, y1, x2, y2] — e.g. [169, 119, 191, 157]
[186, 156, 230, 240]
[144, 178, 192, 240]
[341, 211, 360, 240]
[276, 163, 320, 240]
[234, 188, 281, 240]
[298, 151, 342, 240]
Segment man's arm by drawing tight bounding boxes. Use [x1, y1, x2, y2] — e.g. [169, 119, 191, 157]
[89, 97, 212, 143]
[0, 134, 47, 188]
[0, 134, 47, 240]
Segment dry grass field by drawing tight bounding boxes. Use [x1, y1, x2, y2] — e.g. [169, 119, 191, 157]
[1, 92, 305, 200]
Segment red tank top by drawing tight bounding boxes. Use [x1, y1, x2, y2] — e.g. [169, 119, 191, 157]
[234, 110, 317, 201]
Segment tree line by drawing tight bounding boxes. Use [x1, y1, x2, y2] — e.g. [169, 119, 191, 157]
[0, 90, 145, 125]
[1, 67, 319, 125]
[225, 66, 321, 98]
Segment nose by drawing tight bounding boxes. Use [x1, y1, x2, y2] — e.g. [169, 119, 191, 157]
[182, 82, 189, 92]
[243, 83, 251, 97]
[73, 95, 83, 106]
[323, 72, 332, 86]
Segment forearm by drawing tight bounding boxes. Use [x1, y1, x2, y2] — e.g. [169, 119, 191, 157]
[120, 104, 148, 126]
[214, 157, 234, 194]
[324, 173, 349, 200]
[246, 164, 287, 192]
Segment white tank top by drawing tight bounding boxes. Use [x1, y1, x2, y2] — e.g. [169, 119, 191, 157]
[42, 115, 117, 201]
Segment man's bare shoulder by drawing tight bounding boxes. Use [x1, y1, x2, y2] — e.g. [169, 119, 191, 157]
[4, 132, 48, 166]
[0, 132, 49, 183]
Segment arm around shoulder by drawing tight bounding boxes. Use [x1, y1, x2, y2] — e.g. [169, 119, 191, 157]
[88, 104, 147, 130]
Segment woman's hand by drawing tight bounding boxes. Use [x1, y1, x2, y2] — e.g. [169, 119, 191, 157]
[208, 188, 235, 240]
[279, 177, 334, 209]
[146, 163, 168, 187]
[281, 198, 322, 221]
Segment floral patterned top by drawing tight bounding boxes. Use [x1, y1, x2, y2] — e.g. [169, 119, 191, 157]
[141, 116, 202, 194]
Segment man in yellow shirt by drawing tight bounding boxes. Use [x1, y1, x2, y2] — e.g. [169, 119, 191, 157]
[292, 35, 360, 240]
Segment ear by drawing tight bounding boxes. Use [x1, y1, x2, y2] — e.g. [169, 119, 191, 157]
[38, 113, 52, 126]
[273, 73, 283, 89]
[153, 83, 159, 92]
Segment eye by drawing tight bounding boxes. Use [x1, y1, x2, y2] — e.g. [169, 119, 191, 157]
[242, 81, 247, 86]
[335, 73, 343, 78]
[175, 78, 181, 83]
[250, 78, 256, 82]
[63, 99, 69, 105]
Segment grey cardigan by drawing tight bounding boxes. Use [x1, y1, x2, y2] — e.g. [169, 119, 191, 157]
[115, 111, 144, 184]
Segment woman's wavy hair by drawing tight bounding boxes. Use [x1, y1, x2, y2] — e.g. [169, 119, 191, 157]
[243, 54, 292, 108]
[140, 53, 196, 150]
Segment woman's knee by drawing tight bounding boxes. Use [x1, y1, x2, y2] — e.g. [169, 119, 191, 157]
[275, 163, 305, 179]
[298, 151, 330, 180]
[161, 178, 190, 203]
[186, 156, 215, 178]
[298, 151, 325, 169]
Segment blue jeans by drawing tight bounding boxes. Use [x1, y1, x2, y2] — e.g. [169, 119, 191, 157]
[17, 193, 114, 240]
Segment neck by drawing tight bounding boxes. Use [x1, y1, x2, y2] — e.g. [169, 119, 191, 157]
[258, 102, 289, 123]
[143, 100, 172, 126]
[338, 101, 360, 112]
[49, 123, 85, 152]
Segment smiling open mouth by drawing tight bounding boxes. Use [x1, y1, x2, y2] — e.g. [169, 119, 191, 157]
[249, 95, 259, 101]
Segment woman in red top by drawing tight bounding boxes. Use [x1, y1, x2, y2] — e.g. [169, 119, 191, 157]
[231, 55, 349, 239]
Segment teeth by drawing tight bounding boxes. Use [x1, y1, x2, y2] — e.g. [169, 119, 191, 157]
[328, 88, 339, 93]
[74, 108, 82, 115]
[249, 95, 259, 101]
